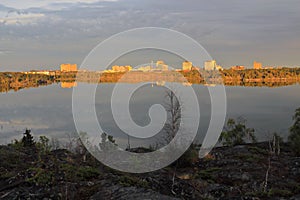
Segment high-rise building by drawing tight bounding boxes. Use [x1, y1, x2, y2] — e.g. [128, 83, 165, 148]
[204, 60, 216, 71]
[156, 60, 168, 71]
[112, 65, 120, 72]
[182, 61, 192, 71]
[60, 64, 77, 72]
[156, 60, 164, 66]
[253, 61, 262, 69]
[124, 65, 132, 71]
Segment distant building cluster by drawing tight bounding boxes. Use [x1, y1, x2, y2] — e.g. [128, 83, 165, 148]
[264, 66, 274, 69]
[253, 61, 262, 69]
[137, 65, 152, 72]
[60, 64, 77, 72]
[156, 60, 168, 71]
[132, 61, 169, 72]
[112, 65, 132, 72]
[253, 61, 277, 69]
[22, 70, 49, 75]
[22, 70, 56, 75]
[182, 60, 224, 71]
[204, 60, 223, 71]
[231, 65, 245, 70]
[20, 60, 287, 76]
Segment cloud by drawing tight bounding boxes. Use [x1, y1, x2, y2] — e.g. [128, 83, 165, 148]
[0, 10, 44, 25]
[0, 0, 299, 70]
[0, 50, 11, 55]
[0, 0, 117, 10]
[0, 120, 10, 125]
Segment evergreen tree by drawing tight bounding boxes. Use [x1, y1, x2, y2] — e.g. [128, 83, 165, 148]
[289, 108, 300, 155]
[22, 129, 35, 147]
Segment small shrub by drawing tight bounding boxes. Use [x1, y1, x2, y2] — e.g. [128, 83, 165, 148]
[61, 164, 100, 181]
[235, 153, 262, 162]
[176, 145, 199, 167]
[118, 175, 149, 188]
[197, 167, 221, 181]
[203, 153, 215, 161]
[268, 188, 292, 197]
[37, 136, 51, 154]
[9, 139, 23, 150]
[289, 108, 300, 155]
[246, 189, 291, 198]
[219, 118, 257, 146]
[27, 167, 54, 186]
[99, 132, 117, 152]
[248, 146, 268, 155]
[77, 166, 101, 180]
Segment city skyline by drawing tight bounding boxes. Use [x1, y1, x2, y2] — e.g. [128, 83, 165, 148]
[3, 59, 295, 73]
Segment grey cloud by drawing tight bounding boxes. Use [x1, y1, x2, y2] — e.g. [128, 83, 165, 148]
[0, 0, 299, 70]
[0, 0, 118, 10]
[0, 10, 45, 25]
[0, 50, 11, 55]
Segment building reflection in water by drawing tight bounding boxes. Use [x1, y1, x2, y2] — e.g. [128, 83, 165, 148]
[61, 82, 77, 88]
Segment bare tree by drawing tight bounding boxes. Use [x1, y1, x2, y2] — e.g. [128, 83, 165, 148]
[163, 89, 182, 195]
[263, 132, 282, 192]
[50, 137, 60, 150]
[163, 90, 182, 144]
[64, 132, 77, 151]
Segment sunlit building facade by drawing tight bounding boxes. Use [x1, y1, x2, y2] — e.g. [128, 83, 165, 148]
[182, 61, 193, 71]
[61, 82, 77, 88]
[60, 64, 77, 72]
[253, 61, 262, 69]
[112, 65, 132, 72]
[204, 60, 217, 71]
[156, 60, 168, 71]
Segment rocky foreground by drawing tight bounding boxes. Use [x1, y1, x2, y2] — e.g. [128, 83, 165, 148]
[0, 142, 299, 200]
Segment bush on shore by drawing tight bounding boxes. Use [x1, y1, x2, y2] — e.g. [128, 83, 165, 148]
[289, 108, 300, 155]
[219, 117, 257, 146]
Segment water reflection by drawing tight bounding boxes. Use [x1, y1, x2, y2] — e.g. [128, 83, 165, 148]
[0, 83, 299, 148]
[1, 71, 300, 94]
[61, 82, 77, 88]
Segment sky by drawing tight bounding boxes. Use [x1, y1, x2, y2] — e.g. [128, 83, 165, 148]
[0, 0, 299, 71]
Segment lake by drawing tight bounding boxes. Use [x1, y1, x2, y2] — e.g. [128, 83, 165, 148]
[0, 82, 299, 148]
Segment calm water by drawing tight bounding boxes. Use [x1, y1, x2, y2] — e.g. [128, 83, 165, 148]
[0, 83, 299, 148]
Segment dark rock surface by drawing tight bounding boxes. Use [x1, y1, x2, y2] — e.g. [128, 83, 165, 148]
[90, 184, 179, 200]
[0, 142, 300, 199]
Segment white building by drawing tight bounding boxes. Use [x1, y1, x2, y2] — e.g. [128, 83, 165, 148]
[204, 60, 217, 71]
